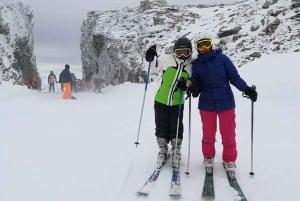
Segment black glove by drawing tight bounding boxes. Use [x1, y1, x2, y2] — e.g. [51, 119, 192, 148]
[145, 45, 158, 62]
[188, 77, 200, 98]
[244, 86, 257, 102]
[190, 85, 200, 97]
[186, 85, 199, 98]
[176, 79, 187, 91]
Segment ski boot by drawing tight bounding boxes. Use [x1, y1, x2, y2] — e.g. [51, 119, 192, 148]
[171, 138, 182, 169]
[156, 137, 168, 168]
[223, 162, 236, 178]
[203, 158, 214, 174]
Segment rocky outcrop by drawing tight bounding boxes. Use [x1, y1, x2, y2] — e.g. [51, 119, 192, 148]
[262, 18, 281, 35]
[80, 0, 199, 86]
[80, 0, 300, 84]
[0, 1, 40, 88]
[217, 26, 242, 38]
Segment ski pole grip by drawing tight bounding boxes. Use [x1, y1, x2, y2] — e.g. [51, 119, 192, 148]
[243, 85, 256, 98]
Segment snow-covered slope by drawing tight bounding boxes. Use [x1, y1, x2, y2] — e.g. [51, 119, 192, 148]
[80, 0, 300, 86]
[0, 52, 300, 201]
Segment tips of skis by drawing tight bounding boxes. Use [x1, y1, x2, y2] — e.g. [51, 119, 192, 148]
[136, 156, 170, 196]
[169, 168, 181, 198]
[202, 167, 215, 200]
[223, 165, 247, 201]
[136, 168, 161, 196]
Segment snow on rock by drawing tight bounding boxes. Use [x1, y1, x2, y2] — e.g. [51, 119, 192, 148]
[80, 0, 300, 86]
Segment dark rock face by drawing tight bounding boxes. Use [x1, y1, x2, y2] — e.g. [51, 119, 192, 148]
[262, 18, 281, 35]
[218, 26, 242, 38]
[0, 1, 40, 88]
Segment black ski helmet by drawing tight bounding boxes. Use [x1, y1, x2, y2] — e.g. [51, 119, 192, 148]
[173, 37, 192, 60]
[65, 64, 70, 70]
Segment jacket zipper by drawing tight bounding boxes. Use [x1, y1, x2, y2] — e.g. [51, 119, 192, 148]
[167, 63, 184, 106]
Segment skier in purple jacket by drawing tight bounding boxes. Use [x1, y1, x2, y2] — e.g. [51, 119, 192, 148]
[191, 35, 257, 174]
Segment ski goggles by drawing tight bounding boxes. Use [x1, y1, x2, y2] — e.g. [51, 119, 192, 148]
[174, 48, 191, 58]
[194, 38, 214, 51]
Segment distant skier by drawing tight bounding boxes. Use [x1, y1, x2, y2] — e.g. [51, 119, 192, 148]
[48, 71, 57, 92]
[146, 37, 193, 170]
[70, 73, 77, 93]
[59, 64, 74, 99]
[191, 34, 258, 173]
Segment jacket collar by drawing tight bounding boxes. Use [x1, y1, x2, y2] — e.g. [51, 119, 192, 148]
[174, 54, 191, 67]
[197, 49, 222, 62]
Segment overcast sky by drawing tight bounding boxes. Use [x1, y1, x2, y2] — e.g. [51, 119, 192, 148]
[22, 0, 238, 71]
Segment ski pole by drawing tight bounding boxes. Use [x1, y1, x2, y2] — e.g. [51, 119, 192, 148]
[174, 89, 184, 157]
[185, 95, 192, 175]
[249, 99, 255, 176]
[134, 61, 152, 147]
[243, 85, 256, 176]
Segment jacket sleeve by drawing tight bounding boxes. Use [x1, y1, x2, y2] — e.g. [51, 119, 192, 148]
[223, 54, 248, 91]
[68, 72, 72, 83]
[190, 64, 201, 95]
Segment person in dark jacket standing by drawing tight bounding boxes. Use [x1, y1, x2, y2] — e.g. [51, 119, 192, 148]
[191, 35, 257, 174]
[146, 37, 193, 170]
[59, 64, 72, 99]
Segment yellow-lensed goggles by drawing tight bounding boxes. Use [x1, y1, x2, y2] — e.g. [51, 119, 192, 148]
[194, 39, 214, 51]
[174, 48, 191, 57]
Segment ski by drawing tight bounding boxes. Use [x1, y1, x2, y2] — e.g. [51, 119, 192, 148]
[136, 168, 162, 196]
[169, 168, 181, 198]
[224, 169, 247, 201]
[136, 158, 169, 196]
[202, 167, 214, 200]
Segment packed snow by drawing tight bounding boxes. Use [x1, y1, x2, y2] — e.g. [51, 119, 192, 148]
[0, 52, 299, 201]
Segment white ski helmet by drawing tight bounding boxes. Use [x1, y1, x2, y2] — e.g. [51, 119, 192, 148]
[192, 32, 217, 49]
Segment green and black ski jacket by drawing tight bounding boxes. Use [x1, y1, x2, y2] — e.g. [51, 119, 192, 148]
[155, 63, 190, 106]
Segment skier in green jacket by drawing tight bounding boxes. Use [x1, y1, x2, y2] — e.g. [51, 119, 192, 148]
[146, 37, 193, 169]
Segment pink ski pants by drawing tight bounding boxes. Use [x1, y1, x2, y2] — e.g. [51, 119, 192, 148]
[200, 109, 237, 162]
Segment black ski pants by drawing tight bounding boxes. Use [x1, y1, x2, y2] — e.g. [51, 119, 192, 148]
[154, 101, 184, 143]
